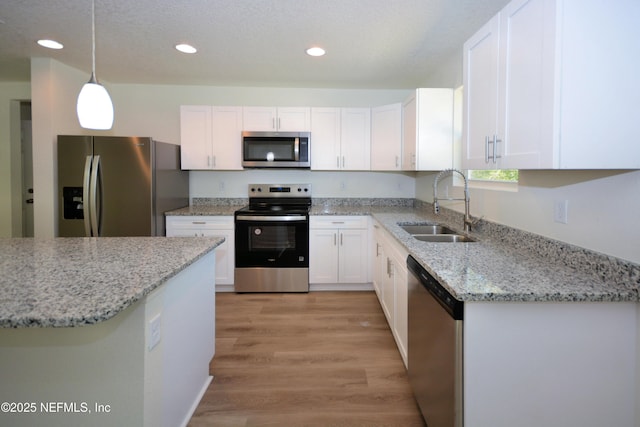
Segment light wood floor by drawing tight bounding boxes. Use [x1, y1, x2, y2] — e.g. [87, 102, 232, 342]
[188, 291, 426, 427]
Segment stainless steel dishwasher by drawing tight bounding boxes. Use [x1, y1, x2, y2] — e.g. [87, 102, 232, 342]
[407, 255, 464, 427]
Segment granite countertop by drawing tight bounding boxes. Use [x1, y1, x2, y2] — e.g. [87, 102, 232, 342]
[371, 212, 639, 303]
[165, 199, 640, 303]
[0, 237, 224, 328]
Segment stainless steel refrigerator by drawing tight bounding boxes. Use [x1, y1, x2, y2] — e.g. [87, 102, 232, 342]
[57, 135, 189, 237]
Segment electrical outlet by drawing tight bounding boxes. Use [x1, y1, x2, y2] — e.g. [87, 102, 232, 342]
[148, 314, 162, 350]
[554, 200, 569, 224]
[340, 181, 346, 190]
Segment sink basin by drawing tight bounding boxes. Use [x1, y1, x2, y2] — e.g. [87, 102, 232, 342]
[400, 224, 456, 235]
[413, 234, 476, 243]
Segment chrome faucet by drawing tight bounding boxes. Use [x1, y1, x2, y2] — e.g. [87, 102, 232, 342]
[433, 168, 473, 232]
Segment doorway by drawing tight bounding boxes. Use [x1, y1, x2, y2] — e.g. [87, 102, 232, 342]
[21, 102, 34, 237]
[10, 101, 33, 237]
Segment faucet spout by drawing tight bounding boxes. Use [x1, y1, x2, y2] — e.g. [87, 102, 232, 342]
[433, 168, 473, 232]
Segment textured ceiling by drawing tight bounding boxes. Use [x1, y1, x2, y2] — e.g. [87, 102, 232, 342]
[0, 0, 509, 88]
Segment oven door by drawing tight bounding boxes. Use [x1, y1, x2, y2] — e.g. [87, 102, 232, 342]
[235, 214, 309, 268]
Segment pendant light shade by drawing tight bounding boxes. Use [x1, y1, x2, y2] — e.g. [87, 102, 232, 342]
[77, 73, 113, 129]
[77, 0, 114, 130]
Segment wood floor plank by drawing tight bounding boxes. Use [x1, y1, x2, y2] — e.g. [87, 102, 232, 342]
[188, 291, 425, 427]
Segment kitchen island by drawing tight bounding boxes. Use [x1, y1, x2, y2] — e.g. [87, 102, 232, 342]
[0, 236, 223, 427]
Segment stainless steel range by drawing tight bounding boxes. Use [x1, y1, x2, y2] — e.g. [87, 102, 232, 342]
[234, 184, 311, 292]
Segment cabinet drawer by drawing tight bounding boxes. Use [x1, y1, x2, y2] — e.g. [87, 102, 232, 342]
[310, 215, 369, 229]
[166, 216, 233, 230]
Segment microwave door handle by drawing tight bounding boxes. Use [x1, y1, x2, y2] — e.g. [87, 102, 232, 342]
[294, 137, 300, 161]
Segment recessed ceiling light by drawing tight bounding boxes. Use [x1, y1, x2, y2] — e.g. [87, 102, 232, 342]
[306, 47, 326, 57]
[37, 39, 64, 50]
[175, 44, 197, 54]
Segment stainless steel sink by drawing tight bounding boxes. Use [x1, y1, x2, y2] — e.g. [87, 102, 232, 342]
[413, 234, 476, 243]
[400, 224, 456, 235]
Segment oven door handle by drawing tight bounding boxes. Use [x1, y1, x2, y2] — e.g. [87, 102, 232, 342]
[236, 215, 307, 222]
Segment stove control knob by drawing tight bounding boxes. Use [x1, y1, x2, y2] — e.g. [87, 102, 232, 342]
[250, 187, 255, 192]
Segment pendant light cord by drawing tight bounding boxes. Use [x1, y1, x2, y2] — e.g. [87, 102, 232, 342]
[90, 0, 97, 82]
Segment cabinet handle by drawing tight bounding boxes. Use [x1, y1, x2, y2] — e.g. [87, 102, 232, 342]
[192, 221, 206, 225]
[492, 135, 502, 163]
[332, 221, 345, 224]
[278, 117, 281, 129]
[340, 233, 343, 246]
[395, 156, 399, 168]
[334, 233, 337, 246]
[337, 156, 340, 168]
[207, 155, 211, 167]
[485, 136, 490, 163]
[486, 135, 503, 164]
[212, 155, 216, 168]
[342, 156, 345, 168]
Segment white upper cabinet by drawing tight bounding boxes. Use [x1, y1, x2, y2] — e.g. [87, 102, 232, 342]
[340, 108, 371, 170]
[242, 107, 311, 132]
[371, 103, 402, 171]
[402, 89, 454, 171]
[311, 107, 371, 170]
[311, 108, 342, 170]
[180, 105, 243, 170]
[463, 0, 640, 170]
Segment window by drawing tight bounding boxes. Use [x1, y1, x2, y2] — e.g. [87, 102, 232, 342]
[468, 169, 519, 182]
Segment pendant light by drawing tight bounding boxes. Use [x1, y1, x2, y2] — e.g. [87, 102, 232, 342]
[76, 0, 114, 130]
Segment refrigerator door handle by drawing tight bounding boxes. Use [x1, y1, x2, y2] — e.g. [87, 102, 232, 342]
[82, 156, 93, 236]
[89, 155, 103, 236]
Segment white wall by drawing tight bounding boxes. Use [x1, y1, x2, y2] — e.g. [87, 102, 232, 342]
[190, 170, 415, 199]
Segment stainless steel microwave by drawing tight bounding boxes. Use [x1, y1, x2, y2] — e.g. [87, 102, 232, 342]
[242, 131, 311, 168]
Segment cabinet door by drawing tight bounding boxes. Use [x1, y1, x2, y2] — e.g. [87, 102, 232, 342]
[311, 108, 341, 170]
[371, 103, 402, 171]
[199, 228, 234, 285]
[180, 105, 213, 170]
[402, 94, 418, 171]
[462, 14, 501, 170]
[381, 254, 395, 325]
[416, 89, 454, 171]
[211, 106, 243, 170]
[338, 228, 369, 283]
[166, 216, 235, 285]
[499, 0, 555, 169]
[390, 246, 408, 367]
[372, 223, 386, 298]
[309, 228, 339, 283]
[277, 107, 311, 131]
[242, 107, 277, 131]
[340, 108, 371, 170]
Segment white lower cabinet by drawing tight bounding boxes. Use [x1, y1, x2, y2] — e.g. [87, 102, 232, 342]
[372, 220, 408, 367]
[309, 216, 370, 286]
[166, 216, 234, 286]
